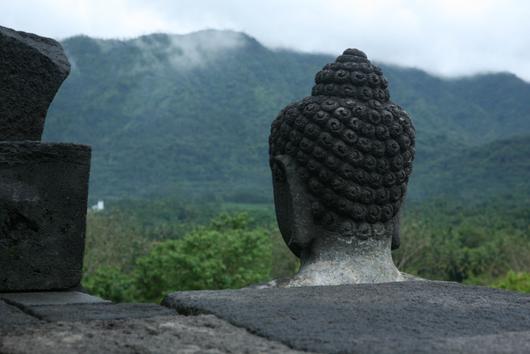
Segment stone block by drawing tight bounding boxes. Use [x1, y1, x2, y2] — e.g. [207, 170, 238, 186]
[0, 314, 307, 354]
[0, 291, 109, 306]
[163, 281, 530, 354]
[0, 26, 70, 141]
[0, 142, 91, 291]
[28, 303, 176, 322]
[0, 300, 42, 327]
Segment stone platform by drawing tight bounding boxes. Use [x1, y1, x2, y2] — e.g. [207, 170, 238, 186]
[163, 281, 530, 354]
[0, 291, 305, 353]
[2, 283, 530, 353]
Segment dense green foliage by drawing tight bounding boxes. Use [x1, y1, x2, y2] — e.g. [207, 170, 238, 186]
[83, 198, 529, 302]
[493, 272, 530, 293]
[393, 199, 530, 282]
[82, 266, 135, 303]
[44, 30, 530, 204]
[83, 210, 297, 302]
[133, 214, 272, 302]
[412, 136, 530, 201]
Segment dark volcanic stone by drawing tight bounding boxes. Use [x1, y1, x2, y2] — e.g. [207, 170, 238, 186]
[0, 25, 70, 141]
[0, 142, 91, 291]
[0, 300, 42, 327]
[163, 281, 530, 354]
[269, 49, 415, 253]
[0, 315, 308, 354]
[28, 303, 177, 322]
[0, 291, 109, 306]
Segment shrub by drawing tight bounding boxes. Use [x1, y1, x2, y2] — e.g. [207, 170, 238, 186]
[132, 213, 273, 302]
[493, 271, 530, 293]
[83, 211, 149, 275]
[82, 266, 135, 302]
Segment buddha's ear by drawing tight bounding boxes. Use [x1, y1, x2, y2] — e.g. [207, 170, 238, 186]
[271, 155, 293, 184]
[271, 155, 298, 256]
[271, 154, 316, 257]
[391, 211, 400, 250]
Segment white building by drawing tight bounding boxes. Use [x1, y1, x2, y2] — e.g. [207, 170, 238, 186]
[91, 200, 104, 211]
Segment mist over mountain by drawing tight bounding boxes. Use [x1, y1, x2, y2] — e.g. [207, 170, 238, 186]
[44, 30, 530, 203]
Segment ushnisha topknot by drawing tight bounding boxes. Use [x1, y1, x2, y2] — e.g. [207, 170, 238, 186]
[312, 48, 390, 101]
[269, 48, 415, 240]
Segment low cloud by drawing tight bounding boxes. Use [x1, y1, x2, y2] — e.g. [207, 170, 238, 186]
[131, 30, 246, 70]
[2, 0, 529, 81]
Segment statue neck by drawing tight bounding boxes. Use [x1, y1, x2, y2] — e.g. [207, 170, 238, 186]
[286, 234, 404, 287]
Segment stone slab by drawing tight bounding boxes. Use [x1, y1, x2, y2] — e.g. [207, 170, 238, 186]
[0, 25, 70, 141]
[0, 291, 109, 306]
[28, 303, 177, 322]
[0, 300, 42, 327]
[0, 314, 309, 354]
[0, 142, 91, 291]
[163, 281, 530, 354]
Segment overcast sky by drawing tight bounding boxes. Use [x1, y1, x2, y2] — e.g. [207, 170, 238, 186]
[2, 0, 529, 81]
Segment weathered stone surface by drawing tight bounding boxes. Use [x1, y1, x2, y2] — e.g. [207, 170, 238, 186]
[0, 315, 309, 354]
[163, 281, 530, 354]
[0, 25, 70, 141]
[0, 291, 108, 306]
[28, 303, 176, 322]
[0, 142, 91, 291]
[0, 300, 42, 327]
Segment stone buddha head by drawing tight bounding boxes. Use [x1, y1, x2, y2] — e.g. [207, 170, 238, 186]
[269, 49, 415, 286]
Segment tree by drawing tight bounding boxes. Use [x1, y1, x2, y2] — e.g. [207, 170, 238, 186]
[133, 213, 272, 302]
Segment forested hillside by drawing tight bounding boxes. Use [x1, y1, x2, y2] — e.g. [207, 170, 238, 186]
[412, 135, 530, 200]
[44, 30, 530, 203]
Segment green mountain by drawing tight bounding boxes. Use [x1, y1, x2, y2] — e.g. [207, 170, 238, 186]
[412, 135, 530, 200]
[43, 30, 530, 203]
